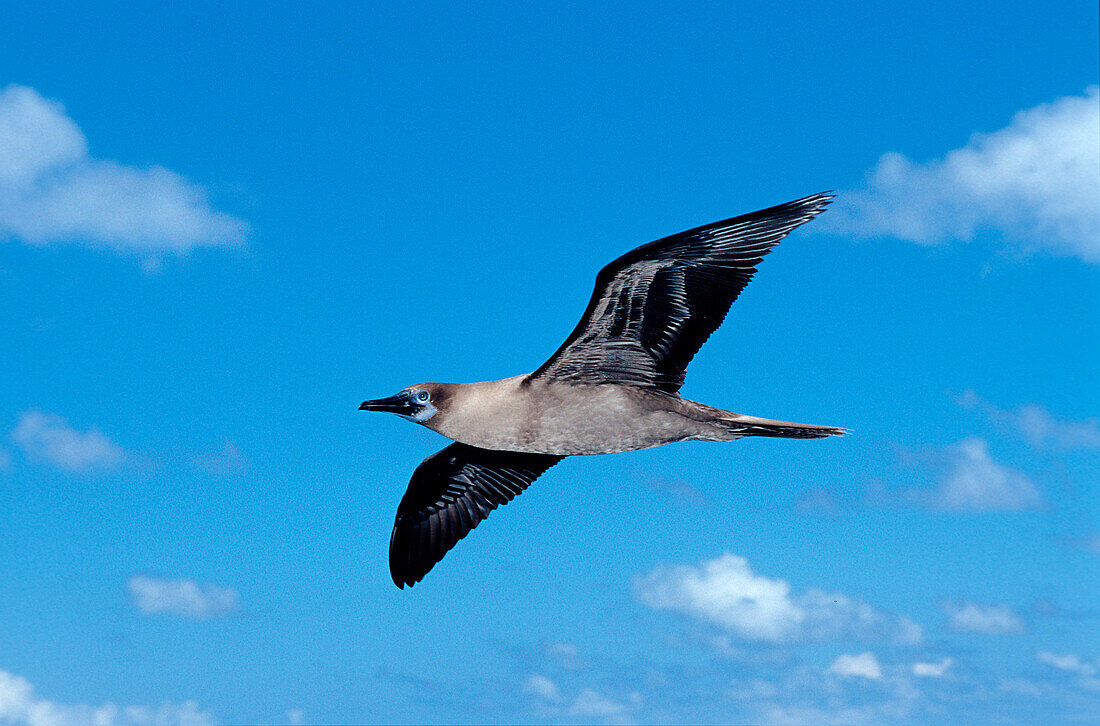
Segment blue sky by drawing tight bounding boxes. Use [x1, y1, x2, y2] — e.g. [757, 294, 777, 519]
[0, 2, 1097, 724]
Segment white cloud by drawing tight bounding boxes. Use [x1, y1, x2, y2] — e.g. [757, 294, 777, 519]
[1037, 652, 1097, 677]
[956, 391, 1100, 450]
[523, 674, 638, 725]
[521, 637, 1099, 725]
[826, 87, 1100, 263]
[128, 576, 240, 619]
[567, 689, 638, 721]
[753, 662, 921, 724]
[0, 85, 247, 256]
[634, 553, 921, 645]
[635, 553, 803, 642]
[799, 589, 923, 646]
[909, 438, 1042, 512]
[828, 653, 883, 680]
[911, 658, 953, 678]
[523, 674, 561, 701]
[944, 602, 1024, 634]
[285, 709, 304, 725]
[0, 668, 215, 726]
[11, 411, 125, 473]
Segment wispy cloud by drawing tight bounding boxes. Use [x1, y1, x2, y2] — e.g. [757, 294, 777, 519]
[544, 641, 585, 671]
[634, 553, 921, 645]
[956, 391, 1100, 450]
[793, 486, 845, 517]
[642, 474, 709, 506]
[521, 633, 1098, 725]
[943, 601, 1025, 634]
[825, 87, 1100, 263]
[10, 410, 126, 473]
[523, 674, 561, 701]
[191, 440, 250, 475]
[904, 438, 1042, 512]
[0, 84, 247, 257]
[1037, 652, 1097, 677]
[568, 688, 640, 722]
[911, 658, 953, 678]
[828, 652, 883, 680]
[128, 575, 240, 619]
[728, 662, 922, 725]
[0, 668, 215, 726]
[1037, 652, 1100, 693]
[522, 673, 640, 725]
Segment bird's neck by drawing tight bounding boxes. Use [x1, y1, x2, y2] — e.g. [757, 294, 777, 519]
[422, 375, 531, 449]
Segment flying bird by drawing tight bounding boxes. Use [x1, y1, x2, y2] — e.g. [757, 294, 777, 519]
[361, 192, 844, 588]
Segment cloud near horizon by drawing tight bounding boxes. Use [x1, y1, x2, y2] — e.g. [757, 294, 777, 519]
[0, 668, 215, 726]
[634, 553, 921, 645]
[825, 87, 1100, 263]
[0, 84, 247, 256]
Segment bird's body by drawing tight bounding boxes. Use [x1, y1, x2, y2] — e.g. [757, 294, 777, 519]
[423, 376, 840, 455]
[360, 192, 846, 588]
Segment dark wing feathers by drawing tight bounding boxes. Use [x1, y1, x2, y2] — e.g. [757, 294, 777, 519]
[527, 192, 833, 394]
[389, 443, 564, 588]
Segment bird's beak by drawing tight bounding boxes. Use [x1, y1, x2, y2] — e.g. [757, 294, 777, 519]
[359, 391, 417, 415]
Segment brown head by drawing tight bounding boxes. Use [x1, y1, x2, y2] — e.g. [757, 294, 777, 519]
[359, 382, 456, 426]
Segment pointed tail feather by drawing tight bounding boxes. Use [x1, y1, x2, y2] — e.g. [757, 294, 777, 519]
[720, 414, 847, 439]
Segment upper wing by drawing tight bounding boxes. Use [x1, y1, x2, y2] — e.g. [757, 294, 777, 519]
[389, 442, 565, 588]
[526, 193, 833, 394]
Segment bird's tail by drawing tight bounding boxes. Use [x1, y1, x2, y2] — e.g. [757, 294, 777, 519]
[717, 414, 847, 439]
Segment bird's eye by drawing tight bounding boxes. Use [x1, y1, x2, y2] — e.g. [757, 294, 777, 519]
[417, 391, 429, 402]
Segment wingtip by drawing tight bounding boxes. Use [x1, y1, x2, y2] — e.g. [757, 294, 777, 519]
[392, 573, 422, 589]
[799, 191, 836, 209]
[759, 191, 835, 224]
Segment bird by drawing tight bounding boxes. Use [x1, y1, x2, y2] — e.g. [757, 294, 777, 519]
[360, 192, 845, 588]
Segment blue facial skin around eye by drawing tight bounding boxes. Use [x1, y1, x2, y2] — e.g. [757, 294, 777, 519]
[391, 389, 437, 423]
[409, 399, 437, 422]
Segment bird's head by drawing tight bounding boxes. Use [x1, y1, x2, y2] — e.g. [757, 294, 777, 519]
[359, 382, 452, 424]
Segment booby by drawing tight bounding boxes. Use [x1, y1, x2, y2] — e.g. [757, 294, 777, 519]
[361, 192, 845, 588]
